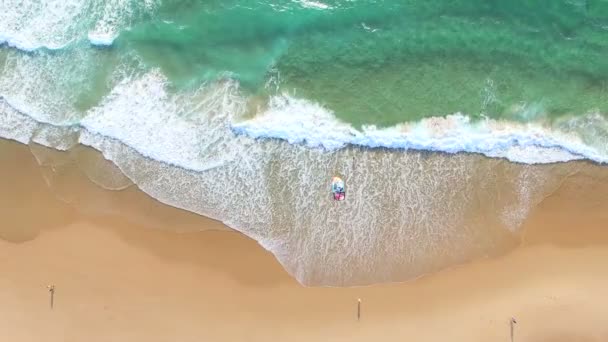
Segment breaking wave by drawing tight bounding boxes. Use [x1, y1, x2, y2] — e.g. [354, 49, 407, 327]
[0, 0, 157, 51]
[0, 60, 580, 285]
[2, 0, 608, 286]
[233, 94, 608, 165]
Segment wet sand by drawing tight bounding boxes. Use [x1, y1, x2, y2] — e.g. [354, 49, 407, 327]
[1, 139, 608, 341]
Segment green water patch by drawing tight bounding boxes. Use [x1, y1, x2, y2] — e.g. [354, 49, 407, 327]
[277, 57, 608, 127]
[116, 0, 406, 89]
[72, 47, 126, 112]
[111, 0, 608, 125]
[274, 1, 608, 126]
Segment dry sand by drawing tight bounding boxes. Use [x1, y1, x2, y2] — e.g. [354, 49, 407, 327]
[1, 139, 608, 341]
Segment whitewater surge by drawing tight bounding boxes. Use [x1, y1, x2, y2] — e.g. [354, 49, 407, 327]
[232, 94, 608, 164]
[0, 0, 158, 50]
[2, 0, 607, 286]
[0, 59, 569, 285]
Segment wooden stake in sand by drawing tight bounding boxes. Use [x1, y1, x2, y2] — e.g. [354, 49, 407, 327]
[510, 317, 517, 342]
[47, 285, 55, 309]
[357, 298, 361, 321]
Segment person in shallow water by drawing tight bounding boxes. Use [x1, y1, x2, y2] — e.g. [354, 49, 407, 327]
[331, 176, 346, 201]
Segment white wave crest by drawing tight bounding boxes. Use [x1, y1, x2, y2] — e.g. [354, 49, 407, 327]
[87, 32, 117, 46]
[0, 0, 88, 51]
[232, 94, 608, 164]
[0, 0, 159, 51]
[80, 71, 247, 171]
[0, 69, 575, 286]
[297, 0, 332, 10]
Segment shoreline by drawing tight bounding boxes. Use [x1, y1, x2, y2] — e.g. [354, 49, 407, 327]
[2, 92, 607, 171]
[2, 139, 608, 341]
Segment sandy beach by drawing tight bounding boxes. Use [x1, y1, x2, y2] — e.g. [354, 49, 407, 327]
[2, 139, 608, 342]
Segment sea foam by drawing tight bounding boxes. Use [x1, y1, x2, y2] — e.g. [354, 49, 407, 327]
[232, 94, 606, 165]
[1, 0, 600, 288]
[80, 72, 247, 172]
[87, 32, 117, 46]
[0, 69, 574, 286]
[0, 0, 158, 52]
[0, 0, 90, 52]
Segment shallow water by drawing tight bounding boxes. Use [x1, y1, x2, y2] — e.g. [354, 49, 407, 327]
[2, 0, 608, 285]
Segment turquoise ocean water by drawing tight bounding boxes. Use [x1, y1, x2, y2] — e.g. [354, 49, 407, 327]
[1, 0, 608, 285]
